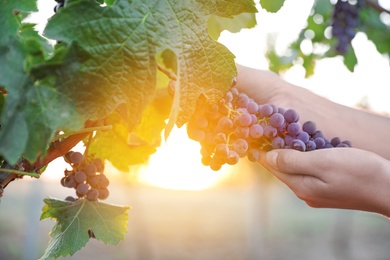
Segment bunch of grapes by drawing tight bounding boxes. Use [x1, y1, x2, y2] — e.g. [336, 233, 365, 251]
[331, 0, 364, 54]
[187, 86, 351, 171]
[61, 151, 110, 201]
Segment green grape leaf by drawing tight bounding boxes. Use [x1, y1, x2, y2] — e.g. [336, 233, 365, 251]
[0, 26, 82, 164]
[0, 0, 37, 45]
[42, 0, 257, 132]
[208, 12, 257, 40]
[343, 46, 357, 72]
[40, 197, 130, 259]
[88, 112, 158, 172]
[360, 7, 390, 57]
[259, 0, 285, 13]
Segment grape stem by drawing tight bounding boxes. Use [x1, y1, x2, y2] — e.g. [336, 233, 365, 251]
[157, 64, 177, 80]
[0, 121, 97, 190]
[0, 168, 40, 178]
[52, 125, 113, 141]
[366, 0, 390, 14]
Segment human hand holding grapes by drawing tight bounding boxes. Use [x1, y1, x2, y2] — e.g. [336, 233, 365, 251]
[234, 64, 390, 217]
[260, 148, 390, 217]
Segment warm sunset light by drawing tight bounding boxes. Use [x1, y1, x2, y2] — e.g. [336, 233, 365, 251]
[136, 126, 232, 191]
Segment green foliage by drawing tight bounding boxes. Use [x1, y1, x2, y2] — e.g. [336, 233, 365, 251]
[266, 0, 390, 77]
[40, 197, 130, 259]
[259, 0, 286, 13]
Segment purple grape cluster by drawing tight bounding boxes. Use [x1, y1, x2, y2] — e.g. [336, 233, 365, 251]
[61, 151, 109, 201]
[187, 87, 351, 171]
[331, 0, 363, 54]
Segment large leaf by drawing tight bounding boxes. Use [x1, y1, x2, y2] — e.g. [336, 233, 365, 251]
[43, 0, 257, 132]
[40, 197, 130, 259]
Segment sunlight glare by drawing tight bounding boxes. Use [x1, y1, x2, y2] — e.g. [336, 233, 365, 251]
[137, 126, 232, 191]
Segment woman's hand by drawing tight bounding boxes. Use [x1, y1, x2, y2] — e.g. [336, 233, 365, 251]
[260, 148, 390, 217]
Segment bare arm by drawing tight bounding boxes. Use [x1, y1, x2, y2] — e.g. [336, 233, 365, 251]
[236, 64, 390, 160]
[236, 64, 390, 217]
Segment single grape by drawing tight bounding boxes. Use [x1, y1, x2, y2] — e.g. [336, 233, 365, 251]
[249, 124, 264, 139]
[224, 91, 233, 103]
[209, 159, 222, 171]
[306, 140, 317, 151]
[236, 93, 250, 108]
[314, 137, 326, 149]
[236, 113, 252, 127]
[246, 101, 259, 114]
[76, 183, 89, 196]
[264, 125, 277, 138]
[98, 188, 110, 200]
[302, 121, 316, 135]
[215, 143, 229, 157]
[226, 150, 240, 165]
[86, 188, 99, 201]
[87, 175, 99, 187]
[297, 131, 310, 143]
[70, 152, 83, 164]
[259, 104, 273, 118]
[247, 148, 261, 162]
[290, 139, 306, 151]
[270, 113, 285, 128]
[64, 176, 76, 188]
[271, 137, 285, 149]
[284, 109, 299, 123]
[233, 139, 248, 157]
[235, 126, 249, 138]
[287, 122, 301, 136]
[64, 151, 73, 164]
[97, 174, 110, 188]
[92, 158, 104, 173]
[65, 196, 76, 202]
[331, 137, 341, 147]
[85, 163, 97, 177]
[214, 132, 227, 144]
[217, 117, 233, 132]
[60, 177, 67, 187]
[74, 171, 87, 183]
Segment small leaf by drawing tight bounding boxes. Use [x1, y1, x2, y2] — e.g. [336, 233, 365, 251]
[343, 46, 357, 72]
[40, 197, 130, 259]
[259, 0, 285, 13]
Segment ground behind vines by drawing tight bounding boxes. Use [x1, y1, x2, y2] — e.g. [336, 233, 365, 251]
[1, 165, 390, 260]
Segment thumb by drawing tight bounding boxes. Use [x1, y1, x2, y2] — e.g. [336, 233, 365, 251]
[264, 149, 314, 175]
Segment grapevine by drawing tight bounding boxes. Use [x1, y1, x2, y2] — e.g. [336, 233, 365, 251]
[331, 0, 364, 54]
[186, 81, 351, 171]
[0, 0, 388, 258]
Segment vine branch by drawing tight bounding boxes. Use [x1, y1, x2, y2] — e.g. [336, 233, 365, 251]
[365, 0, 390, 14]
[157, 64, 177, 80]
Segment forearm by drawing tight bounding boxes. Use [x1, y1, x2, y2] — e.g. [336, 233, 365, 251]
[235, 64, 390, 159]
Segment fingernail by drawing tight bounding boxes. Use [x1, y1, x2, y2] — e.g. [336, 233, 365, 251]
[265, 151, 278, 168]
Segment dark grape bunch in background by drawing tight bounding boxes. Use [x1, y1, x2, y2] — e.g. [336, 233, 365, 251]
[331, 0, 364, 54]
[61, 151, 110, 201]
[187, 86, 351, 171]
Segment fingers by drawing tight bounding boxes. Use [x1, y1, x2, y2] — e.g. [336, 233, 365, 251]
[263, 149, 331, 177]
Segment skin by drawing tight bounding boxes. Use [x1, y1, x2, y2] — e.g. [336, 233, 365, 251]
[235, 64, 390, 217]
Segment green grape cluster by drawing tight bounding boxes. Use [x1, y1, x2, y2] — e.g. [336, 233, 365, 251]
[61, 151, 109, 201]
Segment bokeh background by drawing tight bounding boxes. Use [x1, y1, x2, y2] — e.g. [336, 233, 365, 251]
[1, 0, 390, 259]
